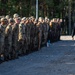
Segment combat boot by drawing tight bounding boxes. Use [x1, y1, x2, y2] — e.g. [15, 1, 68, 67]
[0, 54, 5, 63]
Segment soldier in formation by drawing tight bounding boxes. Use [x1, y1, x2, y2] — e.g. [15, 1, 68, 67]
[0, 18, 7, 62]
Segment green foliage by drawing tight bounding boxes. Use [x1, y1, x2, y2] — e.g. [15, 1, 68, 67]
[0, 0, 73, 18]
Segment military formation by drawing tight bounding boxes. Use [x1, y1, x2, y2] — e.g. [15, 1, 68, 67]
[0, 14, 61, 64]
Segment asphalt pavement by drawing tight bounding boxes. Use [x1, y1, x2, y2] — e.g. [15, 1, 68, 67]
[0, 36, 75, 75]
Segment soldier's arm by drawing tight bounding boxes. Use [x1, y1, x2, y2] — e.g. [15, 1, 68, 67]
[18, 24, 24, 41]
[12, 23, 17, 32]
[5, 26, 10, 35]
[0, 25, 3, 33]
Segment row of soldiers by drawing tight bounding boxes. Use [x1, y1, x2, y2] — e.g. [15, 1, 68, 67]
[0, 14, 50, 63]
[0, 14, 61, 63]
[49, 18, 61, 42]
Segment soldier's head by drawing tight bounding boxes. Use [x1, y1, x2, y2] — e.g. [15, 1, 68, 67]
[42, 18, 45, 23]
[45, 17, 49, 23]
[1, 17, 7, 25]
[5, 15, 10, 20]
[54, 18, 57, 23]
[5, 18, 8, 25]
[9, 18, 15, 25]
[25, 18, 29, 24]
[52, 18, 56, 23]
[21, 17, 26, 23]
[45, 17, 48, 20]
[38, 17, 43, 23]
[13, 13, 19, 19]
[14, 17, 21, 24]
[28, 17, 32, 23]
[56, 18, 60, 24]
[34, 19, 38, 24]
[30, 16, 35, 22]
[60, 19, 62, 22]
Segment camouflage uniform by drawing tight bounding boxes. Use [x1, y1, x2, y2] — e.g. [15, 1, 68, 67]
[25, 22, 31, 53]
[18, 23, 26, 55]
[30, 22, 35, 51]
[12, 23, 19, 58]
[5, 24, 13, 59]
[37, 22, 43, 49]
[34, 22, 39, 50]
[42, 22, 46, 45]
[43, 22, 49, 45]
[0, 23, 7, 60]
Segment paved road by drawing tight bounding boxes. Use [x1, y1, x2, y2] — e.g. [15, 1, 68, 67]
[0, 36, 75, 75]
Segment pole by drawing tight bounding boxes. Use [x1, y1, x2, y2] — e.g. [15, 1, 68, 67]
[36, 0, 38, 20]
[69, 0, 71, 35]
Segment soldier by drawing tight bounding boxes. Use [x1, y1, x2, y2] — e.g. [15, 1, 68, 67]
[25, 18, 31, 53]
[0, 18, 7, 62]
[18, 17, 26, 55]
[12, 17, 20, 58]
[44, 18, 50, 44]
[41, 19, 45, 45]
[30, 18, 35, 51]
[56, 19, 61, 40]
[5, 18, 15, 60]
[37, 17, 43, 49]
[33, 19, 39, 50]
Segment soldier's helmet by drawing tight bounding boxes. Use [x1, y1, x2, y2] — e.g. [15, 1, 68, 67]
[13, 13, 19, 19]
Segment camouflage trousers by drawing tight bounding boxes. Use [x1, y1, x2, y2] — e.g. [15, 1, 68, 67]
[0, 42, 4, 55]
[38, 33, 42, 49]
[0, 38, 4, 55]
[12, 38, 18, 58]
[43, 32, 48, 44]
[18, 40, 26, 55]
[34, 36, 39, 49]
[26, 36, 30, 49]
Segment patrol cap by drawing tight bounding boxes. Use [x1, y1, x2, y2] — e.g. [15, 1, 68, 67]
[5, 15, 10, 19]
[13, 13, 19, 18]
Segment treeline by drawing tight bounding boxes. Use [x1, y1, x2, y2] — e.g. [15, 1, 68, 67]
[0, 0, 72, 18]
